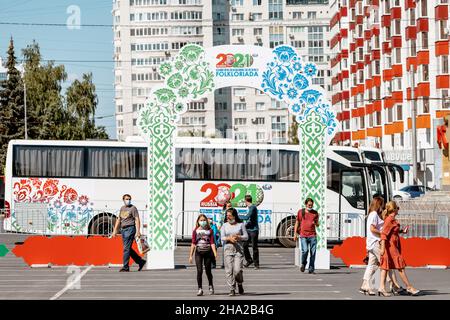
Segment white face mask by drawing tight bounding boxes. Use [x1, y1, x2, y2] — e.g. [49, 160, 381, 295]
[124, 199, 131, 206]
[228, 219, 235, 224]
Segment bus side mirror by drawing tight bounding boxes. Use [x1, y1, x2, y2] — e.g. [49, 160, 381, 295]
[389, 167, 397, 182]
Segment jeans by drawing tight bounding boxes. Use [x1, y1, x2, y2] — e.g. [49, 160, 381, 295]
[195, 249, 213, 289]
[121, 225, 144, 269]
[300, 237, 317, 272]
[243, 230, 259, 266]
[224, 245, 244, 290]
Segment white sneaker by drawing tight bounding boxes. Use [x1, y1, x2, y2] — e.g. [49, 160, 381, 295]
[197, 288, 203, 296]
[209, 286, 214, 295]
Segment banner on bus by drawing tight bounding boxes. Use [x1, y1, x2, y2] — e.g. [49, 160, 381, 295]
[183, 180, 274, 229]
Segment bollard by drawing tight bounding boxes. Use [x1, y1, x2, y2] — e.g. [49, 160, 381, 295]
[0, 214, 4, 233]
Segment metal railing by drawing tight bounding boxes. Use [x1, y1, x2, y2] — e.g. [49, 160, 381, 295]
[1, 207, 449, 243]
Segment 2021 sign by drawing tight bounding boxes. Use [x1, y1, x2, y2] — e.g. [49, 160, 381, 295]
[200, 183, 264, 207]
[216, 53, 254, 68]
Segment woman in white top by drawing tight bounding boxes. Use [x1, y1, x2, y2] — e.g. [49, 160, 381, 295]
[359, 196, 404, 295]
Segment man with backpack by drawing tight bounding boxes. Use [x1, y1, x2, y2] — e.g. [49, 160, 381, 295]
[294, 198, 319, 274]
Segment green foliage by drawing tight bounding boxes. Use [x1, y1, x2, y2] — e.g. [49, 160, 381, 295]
[0, 39, 109, 174]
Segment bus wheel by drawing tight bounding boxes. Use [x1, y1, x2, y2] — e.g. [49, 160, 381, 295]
[89, 214, 116, 236]
[277, 218, 296, 248]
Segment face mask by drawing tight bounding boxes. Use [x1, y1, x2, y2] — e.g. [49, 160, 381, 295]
[228, 219, 235, 224]
[199, 220, 207, 227]
[124, 200, 131, 206]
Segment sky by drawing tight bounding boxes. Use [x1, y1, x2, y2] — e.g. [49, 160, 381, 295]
[0, 0, 116, 138]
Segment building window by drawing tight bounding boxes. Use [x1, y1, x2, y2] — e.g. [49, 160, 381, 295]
[234, 118, 247, 126]
[256, 132, 266, 140]
[232, 29, 244, 36]
[253, 28, 263, 35]
[422, 97, 430, 113]
[254, 117, 265, 125]
[269, 0, 283, 20]
[234, 103, 246, 111]
[292, 12, 303, 20]
[233, 88, 246, 96]
[269, 26, 283, 48]
[234, 132, 248, 142]
[307, 12, 316, 19]
[256, 102, 265, 110]
[396, 105, 403, 121]
[232, 14, 244, 21]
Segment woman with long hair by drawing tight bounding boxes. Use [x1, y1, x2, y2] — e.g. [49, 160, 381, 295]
[220, 208, 249, 296]
[360, 196, 385, 295]
[378, 201, 420, 296]
[189, 214, 218, 296]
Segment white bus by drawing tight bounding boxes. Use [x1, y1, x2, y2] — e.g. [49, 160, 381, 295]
[3, 139, 397, 247]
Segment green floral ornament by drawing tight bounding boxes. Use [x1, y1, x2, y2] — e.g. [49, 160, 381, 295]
[154, 88, 176, 104]
[180, 45, 203, 62]
[167, 73, 183, 89]
[178, 87, 189, 98]
[175, 60, 184, 70]
[159, 62, 172, 76]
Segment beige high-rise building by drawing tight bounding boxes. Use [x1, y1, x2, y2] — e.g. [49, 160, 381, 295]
[113, 0, 332, 143]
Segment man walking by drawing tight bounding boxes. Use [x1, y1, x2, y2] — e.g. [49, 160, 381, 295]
[294, 198, 319, 274]
[112, 194, 146, 272]
[243, 195, 260, 269]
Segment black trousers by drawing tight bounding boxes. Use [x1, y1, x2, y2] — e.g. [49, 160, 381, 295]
[195, 249, 213, 288]
[243, 230, 259, 266]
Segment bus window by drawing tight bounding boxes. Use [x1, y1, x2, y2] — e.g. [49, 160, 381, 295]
[13, 146, 84, 177]
[327, 159, 346, 193]
[341, 170, 366, 210]
[363, 151, 381, 162]
[137, 148, 147, 178]
[175, 148, 205, 180]
[334, 151, 361, 162]
[277, 151, 299, 181]
[87, 147, 137, 178]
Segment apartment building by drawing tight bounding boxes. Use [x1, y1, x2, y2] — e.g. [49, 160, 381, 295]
[113, 0, 333, 144]
[330, 0, 449, 188]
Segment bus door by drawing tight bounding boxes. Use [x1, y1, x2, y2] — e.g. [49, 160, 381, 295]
[338, 168, 367, 239]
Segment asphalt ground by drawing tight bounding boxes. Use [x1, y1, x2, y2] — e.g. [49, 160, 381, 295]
[0, 234, 449, 300]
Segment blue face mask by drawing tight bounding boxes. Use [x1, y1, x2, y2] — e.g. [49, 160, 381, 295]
[199, 220, 207, 227]
[124, 200, 131, 206]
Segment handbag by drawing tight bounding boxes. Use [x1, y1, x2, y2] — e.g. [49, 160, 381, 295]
[135, 235, 150, 254]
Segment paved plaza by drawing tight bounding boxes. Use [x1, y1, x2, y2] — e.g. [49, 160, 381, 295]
[0, 235, 448, 300]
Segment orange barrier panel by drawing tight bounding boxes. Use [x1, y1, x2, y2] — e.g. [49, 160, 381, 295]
[12, 236, 144, 266]
[331, 237, 450, 267]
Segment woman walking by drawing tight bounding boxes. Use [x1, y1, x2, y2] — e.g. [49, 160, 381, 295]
[221, 208, 249, 296]
[189, 214, 218, 296]
[378, 201, 420, 297]
[359, 197, 403, 295]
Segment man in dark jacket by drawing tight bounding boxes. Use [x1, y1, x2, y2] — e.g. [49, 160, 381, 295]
[243, 195, 259, 269]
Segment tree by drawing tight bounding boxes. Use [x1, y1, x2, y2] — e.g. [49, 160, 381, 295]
[22, 41, 67, 140]
[0, 38, 24, 174]
[288, 115, 299, 144]
[65, 73, 108, 140]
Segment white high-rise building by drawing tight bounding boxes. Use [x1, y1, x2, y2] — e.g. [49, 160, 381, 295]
[113, 0, 332, 143]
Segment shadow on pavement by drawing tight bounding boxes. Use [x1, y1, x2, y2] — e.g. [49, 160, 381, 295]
[414, 290, 448, 296]
[212, 292, 290, 297]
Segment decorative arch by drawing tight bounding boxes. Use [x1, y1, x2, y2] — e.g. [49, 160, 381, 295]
[138, 45, 337, 269]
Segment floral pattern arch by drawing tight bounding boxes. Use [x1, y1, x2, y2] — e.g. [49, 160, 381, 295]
[138, 44, 337, 269]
